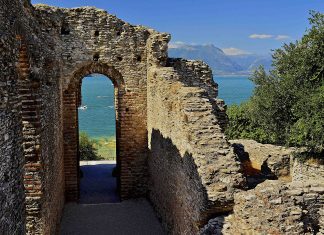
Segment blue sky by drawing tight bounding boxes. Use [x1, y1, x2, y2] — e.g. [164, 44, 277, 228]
[31, 0, 323, 55]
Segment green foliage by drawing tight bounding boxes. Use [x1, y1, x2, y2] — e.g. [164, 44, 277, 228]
[225, 102, 272, 143]
[94, 137, 116, 160]
[289, 86, 324, 152]
[226, 12, 324, 156]
[79, 132, 102, 160]
[79, 132, 116, 160]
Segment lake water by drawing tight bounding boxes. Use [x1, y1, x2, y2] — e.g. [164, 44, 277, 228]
[79, 76, 116, 138]
[78, 75, 254, 138]
[215, 76, 255, 105]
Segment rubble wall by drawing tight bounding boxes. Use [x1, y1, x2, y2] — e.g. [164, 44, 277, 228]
[34, 5, 170, 200]
[147, 58, 245, 234]
[292, 158, 324, 182]
[201, 140, 324, 235]
[222, 180, 324, 235]
[1, 1, 65, 234]
[0, 0, 25, 233]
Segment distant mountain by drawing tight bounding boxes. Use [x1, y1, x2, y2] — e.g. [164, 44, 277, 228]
[247, 57, 272, 72]
[228, 54, 272, 73]
[168, 43, 272, 75]
[168, 43, 243, 74]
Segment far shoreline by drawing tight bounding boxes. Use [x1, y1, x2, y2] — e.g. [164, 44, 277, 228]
[91, 135, 116, 139]
[214, 74, 251, 77]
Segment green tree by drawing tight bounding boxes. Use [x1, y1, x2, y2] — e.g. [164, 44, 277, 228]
[225, 102, 271, 143]
[226, 11, 324, 155]
[79, 132, 101, 160]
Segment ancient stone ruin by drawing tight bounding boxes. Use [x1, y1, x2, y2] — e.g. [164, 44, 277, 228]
[0, 1, 323, 234]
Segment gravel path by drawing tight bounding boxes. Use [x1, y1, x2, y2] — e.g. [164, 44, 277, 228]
[60, 161, 165, 235]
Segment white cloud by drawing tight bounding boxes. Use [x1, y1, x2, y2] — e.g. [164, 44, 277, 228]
[275, 35, 290, 40]
[168, 41, 186, 49]
[168, 41, 199, 50]
[249, 34, 291, 41]
[249, 34, 274, 39]
[222, 47, 251, 56]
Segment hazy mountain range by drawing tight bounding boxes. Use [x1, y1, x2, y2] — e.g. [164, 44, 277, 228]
[168, 43, 272, 75]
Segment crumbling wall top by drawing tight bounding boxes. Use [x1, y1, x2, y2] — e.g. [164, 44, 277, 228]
[33, 4, 171, 90]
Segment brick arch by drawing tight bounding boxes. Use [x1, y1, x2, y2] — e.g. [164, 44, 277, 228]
[67, 62, 125, 90]
[62, 62, 129, 201]
[68, 62, 126, 126]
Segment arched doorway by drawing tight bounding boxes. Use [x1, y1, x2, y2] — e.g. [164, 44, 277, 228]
[78, 73, 119, 203]
[63, 63, 125, 202]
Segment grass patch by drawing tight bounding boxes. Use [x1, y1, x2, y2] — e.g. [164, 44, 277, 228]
[93, 136, 116, 160]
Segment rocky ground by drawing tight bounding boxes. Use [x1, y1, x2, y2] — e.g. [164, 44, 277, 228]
[200, 140, 324, 235]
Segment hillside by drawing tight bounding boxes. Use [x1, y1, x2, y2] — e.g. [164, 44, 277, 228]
[168, 43, 272, 75]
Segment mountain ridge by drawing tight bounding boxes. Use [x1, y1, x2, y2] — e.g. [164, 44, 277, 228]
[168, 43, 272, 75]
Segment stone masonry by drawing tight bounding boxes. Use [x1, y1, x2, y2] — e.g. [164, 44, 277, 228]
[1, 1, 245, 234]
[201, 180, 324, 235]
[0, 1, 25, 233]
[1, 1, 322, 235]
[230, 139, 293, 179]
[201, 140, 324, 235]
[292, 158, 324, 183]
[147, 59, 245, 234]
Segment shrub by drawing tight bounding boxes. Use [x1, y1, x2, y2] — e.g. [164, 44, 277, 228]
[79, 132, 102, 160]
[226, 102, 273, 143]
[226, 12, 324, 157]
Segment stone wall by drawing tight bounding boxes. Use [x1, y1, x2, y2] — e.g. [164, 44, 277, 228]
[19, 6, 65, 235]
[230, 139, 294, 188]
[0, 0, 25, 233]
[1, 1, 65, 234]
[201, 140, 324, 235]
[33, 5, 168, 200]
[5, 2, 322, 235]
[230, 139, 293, 179]
[292, 158, 324, 182]
[37, 57, 64, 235]
[203, 180, 324, 235]
[147, 58, 245, 234]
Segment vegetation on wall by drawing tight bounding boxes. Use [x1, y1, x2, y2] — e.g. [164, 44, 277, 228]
[226, 12, 324, 156]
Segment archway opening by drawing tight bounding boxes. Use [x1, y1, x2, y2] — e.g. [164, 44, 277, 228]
[78, 73, 119, 203]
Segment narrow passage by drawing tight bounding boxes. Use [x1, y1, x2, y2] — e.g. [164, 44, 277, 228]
[79, 160, 119, 204]
[60, 162, 165, 235]
[60, 199, 165, 235]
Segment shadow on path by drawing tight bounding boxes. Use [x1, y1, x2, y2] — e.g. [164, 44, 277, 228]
[61, 161, 165, 235]
[79, 161, 119, 204]
[60, 199, 165, 235]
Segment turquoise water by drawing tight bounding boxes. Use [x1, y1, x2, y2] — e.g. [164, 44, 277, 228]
[78, 76, 116, 138]
[78, 75, 254, 138]
[215, 76, 255, 105]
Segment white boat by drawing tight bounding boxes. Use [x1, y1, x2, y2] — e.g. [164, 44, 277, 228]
[78, 105, 87, 110]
